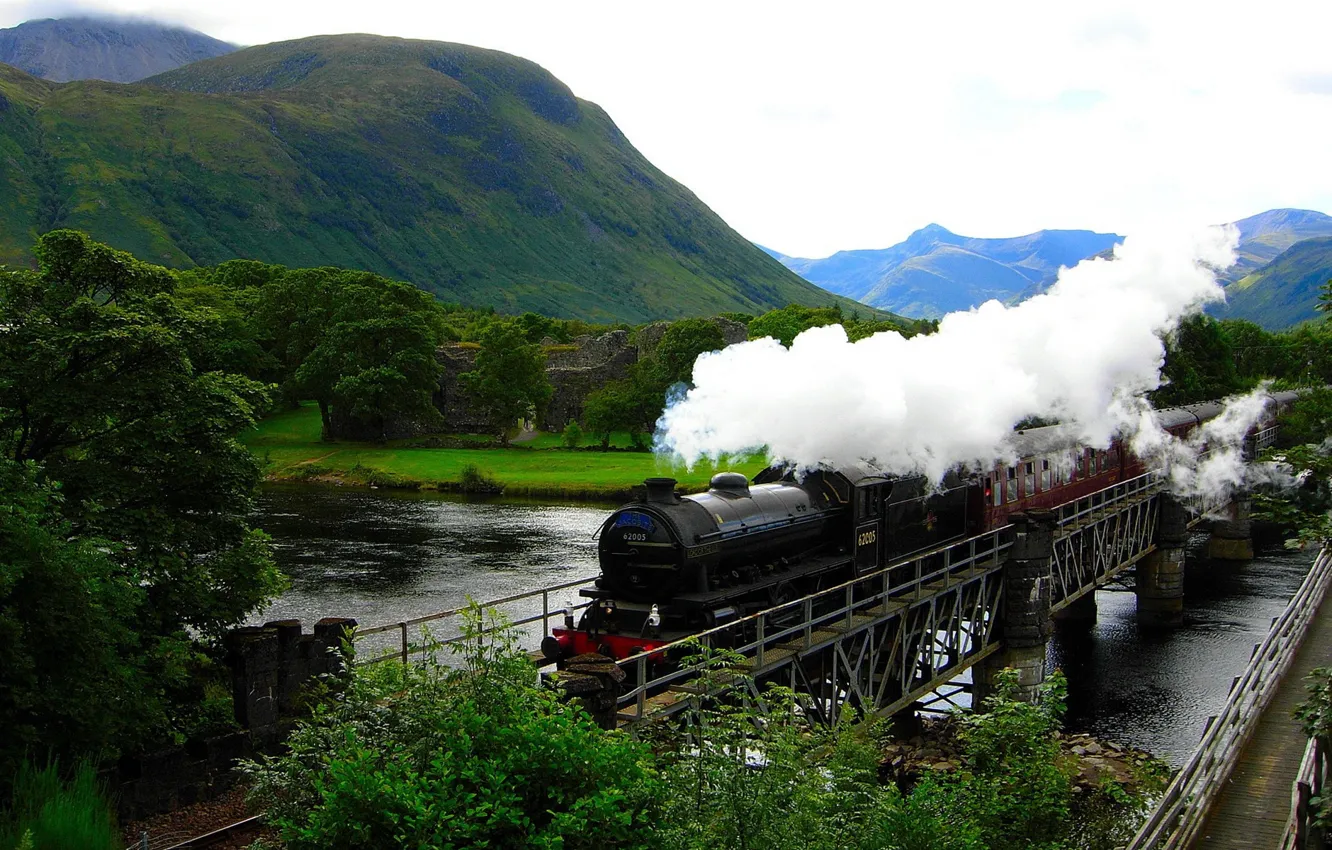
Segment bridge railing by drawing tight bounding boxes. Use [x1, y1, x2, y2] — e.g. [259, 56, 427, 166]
[352, 574, 597, 666]
[1283, 734, 1330, 850]
[611, 526, 1014, 724]
[1128, 546, 1332, 850]
[1053, 471, 1159, 528]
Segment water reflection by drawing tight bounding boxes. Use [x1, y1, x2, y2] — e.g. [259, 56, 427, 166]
[251, 485, 612, 629]
[1050, 537, 1313, 766]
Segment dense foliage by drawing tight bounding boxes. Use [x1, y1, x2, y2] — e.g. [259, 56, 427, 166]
[245, 616, 1152, 850]
[460, 322, 553, 442]
[0, 232, 279, 781]
[243, 611, 662, 849]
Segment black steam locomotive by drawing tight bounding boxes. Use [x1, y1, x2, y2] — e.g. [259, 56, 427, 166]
[544, 466, 979, 661]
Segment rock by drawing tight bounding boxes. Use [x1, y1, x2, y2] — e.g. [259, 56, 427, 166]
[1072, 745, 1088, 756]
[1084, 741, 1102, 755]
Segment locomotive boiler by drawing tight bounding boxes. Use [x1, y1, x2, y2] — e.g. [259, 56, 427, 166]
[543, 466, 978, 661]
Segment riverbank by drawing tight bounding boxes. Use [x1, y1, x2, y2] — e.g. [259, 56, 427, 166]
[245, 404, 765, 500]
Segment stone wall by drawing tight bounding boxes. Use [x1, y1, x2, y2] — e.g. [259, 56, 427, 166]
[331, 317, 752, 437]
[106, 618, 357, 822]
[542, 330, 637, 431]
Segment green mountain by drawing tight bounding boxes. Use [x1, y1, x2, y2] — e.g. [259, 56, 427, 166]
[1221, 208, 1332, 285]
[0, 16, 236, 83]
[0, 33, 859, 323]
[1214, 236, 1332, 329]
[771, 224, 1122, 319]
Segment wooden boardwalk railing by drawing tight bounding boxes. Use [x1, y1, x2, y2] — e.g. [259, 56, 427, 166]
[1127, 546, 1332, 850]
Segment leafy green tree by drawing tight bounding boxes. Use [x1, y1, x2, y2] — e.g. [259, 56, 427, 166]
[0, 463, 163, 780]
[0, 230, 282, 640]
[650, 318, 726, 387]
[1151, 314, 1245, 406]
[748, 304, 844, 346]
[932, 670, 1072, 850]
[460, 321, 553, 443]
[1316, 278, 1332, 316]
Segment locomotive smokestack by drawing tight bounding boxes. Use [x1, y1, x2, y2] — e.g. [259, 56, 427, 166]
[644, 477, 678, 504]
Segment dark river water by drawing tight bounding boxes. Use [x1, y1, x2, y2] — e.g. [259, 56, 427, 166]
[252, 485, 1314, 767]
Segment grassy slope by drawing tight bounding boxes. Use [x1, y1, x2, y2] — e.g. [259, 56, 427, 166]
[246, 403, 766, 498]
[0, 34, 881, 323]
[1216, 237, 1332, 330]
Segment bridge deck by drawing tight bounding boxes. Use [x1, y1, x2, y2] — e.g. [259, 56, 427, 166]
[1192, 577, 1332, 849]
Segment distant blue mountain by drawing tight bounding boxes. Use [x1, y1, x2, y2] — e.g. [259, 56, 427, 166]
[768, 224, 1123, 318]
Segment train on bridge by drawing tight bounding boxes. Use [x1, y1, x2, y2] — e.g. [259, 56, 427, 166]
[541, 390, 1300, 664]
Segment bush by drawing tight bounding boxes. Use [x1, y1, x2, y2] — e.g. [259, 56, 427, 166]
[561, 421, 582, 448]
[0, 760, 119, 850]
[241, 608, 662, 850]
[458, 463, 503, 493]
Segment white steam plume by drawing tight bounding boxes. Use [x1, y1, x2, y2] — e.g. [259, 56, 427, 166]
[657, 227, 1272, 499]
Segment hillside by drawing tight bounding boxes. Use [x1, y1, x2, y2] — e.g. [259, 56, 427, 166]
[0, 34, 862, 323]
[0, 16, 236, 82]
[1214, 237, 1332, 329]
[1222, 208, 1332, 285]
[772, 224, 1121, 318]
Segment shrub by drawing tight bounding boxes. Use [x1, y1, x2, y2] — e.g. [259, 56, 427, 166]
[561, 421, 582, 448]
[241, 607, 662, 850]
[458, 463, 503, 493]
[0, 760, 119, 850]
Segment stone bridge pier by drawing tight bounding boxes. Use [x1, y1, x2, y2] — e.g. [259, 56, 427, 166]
[975, 510, 1056, 704]
[1208, 495, 1254, 561]
[1137, 494, 1189, 627]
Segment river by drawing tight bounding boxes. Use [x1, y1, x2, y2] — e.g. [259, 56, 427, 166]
[252, 485, 1314, 767]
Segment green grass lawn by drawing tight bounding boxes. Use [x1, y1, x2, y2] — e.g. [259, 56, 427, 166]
[245, 404, 766, 498]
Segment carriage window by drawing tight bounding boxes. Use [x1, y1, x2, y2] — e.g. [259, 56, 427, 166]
[1006, 467, 1018, 502]
[1041, 459, 1051, 490]
[987, 475, 1001, 506]
[1024, 462, 1035, 496]
[1097, 451, 1106, 473]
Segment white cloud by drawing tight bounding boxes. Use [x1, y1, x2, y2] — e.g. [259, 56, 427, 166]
[3, 0, 1331, 256]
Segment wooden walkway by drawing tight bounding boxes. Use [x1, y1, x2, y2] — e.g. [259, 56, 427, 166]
[1192, 581, 1332, 849]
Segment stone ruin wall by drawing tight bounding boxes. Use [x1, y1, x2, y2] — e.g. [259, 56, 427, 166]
[330, 317, 749, 438]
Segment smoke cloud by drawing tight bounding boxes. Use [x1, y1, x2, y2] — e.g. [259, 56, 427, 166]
[657, 227, 1273, 499]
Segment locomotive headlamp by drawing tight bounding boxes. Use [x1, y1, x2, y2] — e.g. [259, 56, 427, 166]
[563, 602, 576, 630]
[641, 603, 662, 638]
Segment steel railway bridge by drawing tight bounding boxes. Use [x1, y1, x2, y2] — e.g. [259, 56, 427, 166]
[341, 421, 1332, 847]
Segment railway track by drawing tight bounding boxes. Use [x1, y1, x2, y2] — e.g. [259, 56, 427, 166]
[130, 815, 263, 850]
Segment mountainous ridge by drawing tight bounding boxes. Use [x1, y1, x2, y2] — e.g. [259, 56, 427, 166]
[1213, 236, 1332, 329]
[770, 225, 1122, 318]
[0, 16, 236, 82]
[1221, 208, 1332, 285]
[0, 33, 872, 323]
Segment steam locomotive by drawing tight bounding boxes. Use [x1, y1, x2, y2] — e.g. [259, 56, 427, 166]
[541, 391, 1299, 663]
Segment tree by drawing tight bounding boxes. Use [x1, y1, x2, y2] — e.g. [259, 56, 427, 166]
[252, 268, 448, 438]
[1150, 314, 1244, 407]
[0, 462, 164, 781]
[1317, 278, 1332, 316]
[0, 230, 282, 639]
[294, 276, 445, 440]
[460, 321, 553, 443]
[650, 318, 726, 387]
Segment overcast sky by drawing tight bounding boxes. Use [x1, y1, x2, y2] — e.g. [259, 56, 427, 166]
[5, 0, 1332, 257]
